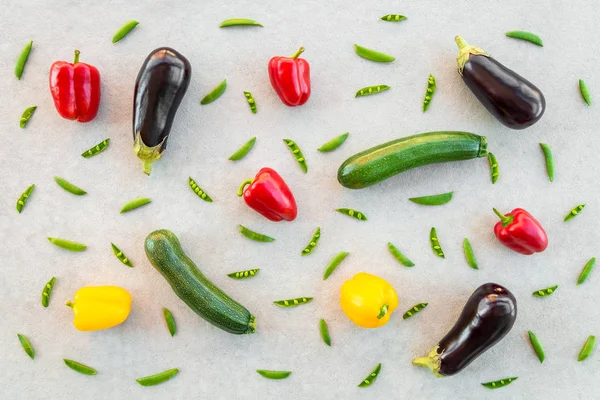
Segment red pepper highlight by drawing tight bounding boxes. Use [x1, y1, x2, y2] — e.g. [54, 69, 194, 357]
[268, 47, 311, 106]
[238, 168, 297, 222]
[492, 208, 548, 255]
[49, 50, 101, 122]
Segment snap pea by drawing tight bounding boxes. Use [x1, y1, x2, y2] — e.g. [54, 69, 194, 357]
[81, 138, 110, 158]
[355, 85, 390, 98]
[578, 335, 596, 361]
[528, 331, 545, 363]
[387, 242, 414, 267]
[429, 227, 445, 258]
[564, 204, 585, 222]
[227, 268, 260, 279]
[317, 132, 349, 152]
[15, 40, 33, 80]
[54, 176, 87, 196]
[301, 227, 321, 256]
[19, 106, 37, 128]
[463, 238, 479, 269]
[188, 177, 213, 202]
[120, 197, 151, 214]
[273, 297, 313, 308]
[402, 303, 428, 320]
[41, 276, 56, 307]
[357, 363, 382, 388]
[532, 285, 558, 297]
[17, 334, 34, 359]
[539, 143, 554, 182]
[243, 91, 257, 113]
[111, 243, 133, 267]
[238, 225, 275, 242]
[408, 192, 453, 206]
[283, 139, 308, 173]
[579, 79, 591, 106]
[64, 359, 97, 375]
[47, 237, 87, 252]
[256, 370, 291, 379]
[16, 184, 35, 214]
[323, 252, 349, 280]
[481, 377, 518, 389]
[220, 18, 263, 28]
[229, 137, 256, 161]
[112, 20, 139, 43]
[422, 74, 436, 112]
[336, 208, 367, 221]
[506, 31, 543, 46]
[200, 79, 227, 105]
[136, 368, 179, 386]
[354, 44, 395, 63]
[576, 257, 596, 285]
[488, 152, 499, 184]
[380, 14, 407, 22]
[163, 308, 176, 337]
[319, 319, 331, 346]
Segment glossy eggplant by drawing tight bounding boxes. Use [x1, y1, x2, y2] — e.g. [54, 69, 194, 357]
[455, 36, 545, 130]
[413, 283, 517, 377]
[133, 47, 191, 175]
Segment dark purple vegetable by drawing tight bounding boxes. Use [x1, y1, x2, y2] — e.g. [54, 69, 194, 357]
[455, 36, 545, 130]
[413, 283, 517, 377]
[133, 47, 191, 175]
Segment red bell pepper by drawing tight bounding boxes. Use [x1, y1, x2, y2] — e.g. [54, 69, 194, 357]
[237, 168, 297, 222]
[268, 47, 311, 107]
[49, 50, 101, 122]
[493, 208, 548, 255]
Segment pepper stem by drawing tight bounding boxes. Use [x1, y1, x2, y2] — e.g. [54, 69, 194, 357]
[455, 36, 468, 50]
[65, 300, 74, 308]
[493, 208, 514, 227]
[237, 179, 254, 197]
[291, 47, 305, 59]
[377, 304, 389, 319]
[73, 50, 80, 64]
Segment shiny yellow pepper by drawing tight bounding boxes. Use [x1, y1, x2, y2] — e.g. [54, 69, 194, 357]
[340, 272, 398, 328]
[66, 286, 132, 331]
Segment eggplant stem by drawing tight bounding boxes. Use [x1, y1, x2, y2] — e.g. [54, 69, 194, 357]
[455, 36, 469, 50]
[142, 161, 153, 175]
[412, 346, 443, 377]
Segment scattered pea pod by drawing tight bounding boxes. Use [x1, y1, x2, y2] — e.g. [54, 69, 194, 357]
[539, 143, 554, 182]
[387, 242, 414, 267]
[408, 192, 453, 206]
[336, 208, 367, 221]
[402, 303, 428, 320]
[220, 18, 263, 28]
[283, 139, 308, 173]
[380, 14, 406, 22]
[111, 243, 133, 267]
[238, 225, 275, 242]
[256, 370, 291, 379]
[112, 20, 139, 43]
[481, 377, 518, 389]
[163, 308, 176, 337]
[355, 85, 390, 98]
[41, 276, 56, 307]
[273, 297, 313, 308]
[354, 44, 395, 63]
[136, 368, 179, 386]
[120, 197, 152, 214]
[422, 75, 436, 112]
[323, 251, 349, 280]
[429, 227, 445, 258]
[54, 176, 87, 196]
[579, 79, 591, 106]
[577, 257, 596, 285]
[227, 268, 260, 279]
[19, 106, 37, 128]
[564, 204, 585, 222]
[528, 331, 545, 363]
[357, 363, 382, 388]
[16, 184, 35, 214]
[319, 319, 331, 346]
[317, 132, 349, 152]
[188, 177, 213, 202]
[488, 152, 499, 184]
[64, 359, 97, 375]
[506, 31, 543, 46]
[15, 40, 33, 80]
[578, 335, 596, 361]
[200, 79, 227, 105]
[301, 227, 321, 256]
[243, 91, 257, 113]
[81, 138, 110, 158]
[463, 238, 479, 269]
[47, 237, 87, 252]
[532, 285, 558, 297]
[229, 137, 256, 161]
[17, 334, 34, 359]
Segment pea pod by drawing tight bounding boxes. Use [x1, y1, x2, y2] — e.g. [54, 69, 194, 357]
[283, 139, 308, 173]
[229, 137, 256, 161]
[200, 79, 227, 105]
[381, 14, 406, 22]
[357, 363, 382, 387]
[256, 370, 291, 379]
[422, 75, 436, 112]
[355, 85, 390, 98]
[336, 208, 367, 221]
[136, 368, 179, 386]
[16, 184, 35, 213]
[111, 243, 133, 267]
[532, 285, 558, 297]
[273, 297, 313, 308]
[54, 177, 87, 196]
[81, 138, 110, 158]
[20, 106, 37, 128]
[578, 336, 596, 361]
[163, 308, 176, 336]
[220, 18, 263, 28]
[243, 91, 257, 113]
[301, 227, 321, 256]
[15, 40, 33, 80]
[409, 192, 453, 206]
[64, 359, 97, 375]
[17, 334, 34, 359]
[402, 303, 428, 319]
[319, 319, 331, 346]
[317, 133, 349, 152]
[481, 377, 518, 389]
[41, 276, 57, 307]
[354, 44, 395, 63]
[227, 268, 260, 279]
[188, 177, 213, 202]
[387, 242, 414, 267]
[505, 31, 543, 46]
[238, 225, 275, 242]
[112, 20, 139, 43]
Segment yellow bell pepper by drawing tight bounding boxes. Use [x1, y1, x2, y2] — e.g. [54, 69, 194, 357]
[66, 286, 132, 331]
[340, 272, 398, 328]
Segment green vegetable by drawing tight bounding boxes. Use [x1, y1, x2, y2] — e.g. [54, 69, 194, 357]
[15, 40, 33, 80]
[243, 91, 257, 113]
[506, 31, 543, 46]
[422, 75, 436, 112]
[402, 303, 428, 319]
[429, 227, 444, 258]
[528, 331, 545, 363]
[532, 285, 558, 297]
[256, 370, 291, 379]
[220, 18, 263, 28]
[301, 227, 321, 256]
[381, 14, 406, 22]
[323, 252, 350, 280]
[145, 229, 256, 334]
[355, 85, 390, 98]
[188, 177, 213, 202]
[336, 208, 367, 220]
[19, 106, 37, 128]
[64, 359, 97, 375]
[136, 368, 179, 386]
[283, 139, 308, 173]
[354, 44, 395, 63]
[200, 79, 227, 105]
[317, 132, 349, 152]
[54, 176, 87, 196]
[358, 363, 382, 387]
[238, 225, 275, 242]
[47, 237, 87, 252]
[539, 143, 554, 182]
[16, 184, 35, 214]
[387, 242, 414, 267]
[41, 276, 56, 307]
[463, 238, 478, 269]
[564, 204, 585, 222]
[488, 152, 499, 184]
[17, 334, 34, 359]
[577, 257, 596, 285]
[408, 192, 453, 206]
[81, 138, 110, 158]
[120, 197, 151, 214]
[319, 319, 331, 346]
[111, 243, 133, 267]
[337, 131, 487, 189]
[273, 297, 313, 308]
[579, 79, 591, 106]
[227, 269, 260, 279]
[481, 377, 518, 389]
[112, 20, 139, 43]
[229, 137, 256, 161]
[163, 308, 176, 336]
[578, 335, 596, 361]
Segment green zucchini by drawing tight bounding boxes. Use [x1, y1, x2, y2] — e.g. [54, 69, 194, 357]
[337, 131, 487, 189]
[145, 229, 256, 334]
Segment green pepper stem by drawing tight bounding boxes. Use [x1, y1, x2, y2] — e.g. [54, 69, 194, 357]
[65, 300, 74, 308]
[291, 47, 305, 59]
[493, 208, 514, 226]
[73, 50, 80, 64]
[455, 36, 468, 50]
[237, 179, 254, 197]
[377, 304, 389, 319]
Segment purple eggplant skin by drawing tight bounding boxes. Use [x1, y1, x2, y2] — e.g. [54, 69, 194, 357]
[455, 36, 545, 130]
[413, 283, 517, 377]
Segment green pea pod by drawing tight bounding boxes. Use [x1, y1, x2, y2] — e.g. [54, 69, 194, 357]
[317, 133, 349, 152]
[357, 363, 382, 387]
[481, 377, 518, 389]
[163, 308, 177, 336]
[323, 252, 349, 279]
[47, 237, 87, 252]
[283, 139, 308, 173]
[120, 197, 152, 213]
[227, 268, 260, 279]
[355, 85, 390, 98]
[273, 297, 313, 308]
[41, 276, 57, 307]
[532, 285, 558, 297]
[81, 138, 110, 158]
[229, 137, 256, 161]
[354, 44, 395, 63]
[463, 238, 479, 269]
[136, 368, 179, 386]
[256, 370, 291, 379]
[20, 106, 37, 128]
[16, 184, 35, 214]
[577, 257, 596, 285]
[54, 177, 87, 195]
[422, 75, 436, 112]
[381, 14, 407, 22]
[112, 20, 139, 43]
[564, 204, 585, 222]
[17, 334, 35, 359]
[238, 225, 275, 242]
[220, 18, 263, 28]
[301, 227, 321, 256]
[488, 152, 499, 184]
[528, 331, 545, 363]
[336, 208, 367, 220]
[111, 243, 134, 267]
[319, 319, 331, 346]
[579, 79, 591, 106]
[578, 335, 596, 361]
[64, 359, 97, 375]
[15, 40, 33, 80]
[429, 227, 445, 258]
[200, 79, 227, 105]
[188, 177, 213, 202]
[243, 91, 257, 113]
[402, 303, 428, 320]
[387, 242, 414, 267]
[408, 192, 453, 206]
[505, 31, 543, 46]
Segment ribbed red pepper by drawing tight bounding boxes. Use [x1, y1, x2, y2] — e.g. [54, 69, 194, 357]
[49, 50, 101, 122]
[493, 208, 548, 255]
[268, 47, 311, 107]
[238, 168, 297, 222]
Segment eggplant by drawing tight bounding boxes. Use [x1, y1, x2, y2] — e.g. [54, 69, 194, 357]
[133, 47, 191, 175]
[413, 283, 517, 377]
[455, 36, 545, 130]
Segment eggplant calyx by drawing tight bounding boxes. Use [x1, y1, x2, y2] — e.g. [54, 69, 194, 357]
[133, 131, 167, 175]
[412, 345, 444, 377]
[455, 36, 490, 76]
